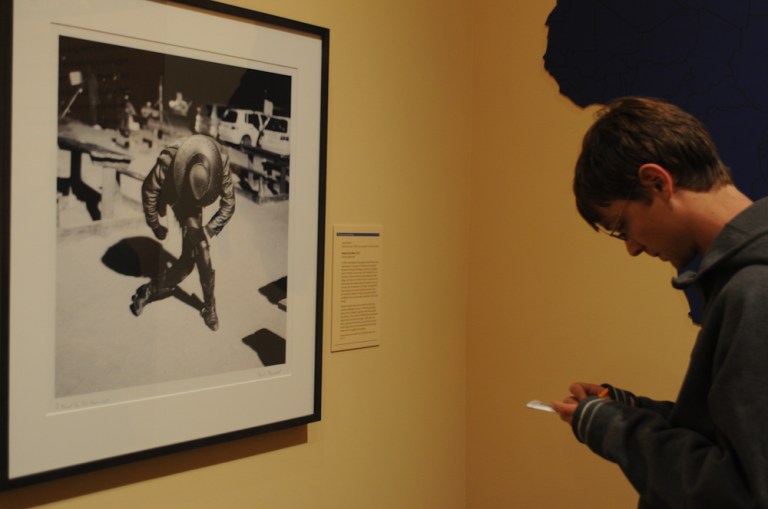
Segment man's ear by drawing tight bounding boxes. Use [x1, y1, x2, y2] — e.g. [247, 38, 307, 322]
[638, 163, 674, 198]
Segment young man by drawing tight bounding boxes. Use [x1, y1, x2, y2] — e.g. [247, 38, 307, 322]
[552, 97, 768, 507]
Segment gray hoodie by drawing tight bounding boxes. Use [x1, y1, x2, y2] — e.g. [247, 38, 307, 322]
[572, 197, 768, 508]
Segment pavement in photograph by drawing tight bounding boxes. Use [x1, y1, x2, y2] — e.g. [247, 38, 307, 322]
[55, 133, 289, 400]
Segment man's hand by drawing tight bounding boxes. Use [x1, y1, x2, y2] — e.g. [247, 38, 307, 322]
[152, 225, 168, 240]
[552, 382, 604, 424]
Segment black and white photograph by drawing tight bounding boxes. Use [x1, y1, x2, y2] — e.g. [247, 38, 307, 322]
[56, 35, 292, 399]
[2, 0, 327, 488]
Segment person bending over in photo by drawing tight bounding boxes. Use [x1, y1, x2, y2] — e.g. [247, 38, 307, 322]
[130, 134, 235, 331]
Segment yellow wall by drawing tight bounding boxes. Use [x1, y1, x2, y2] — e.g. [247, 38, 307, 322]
[467, 1, 700, 508]
[1, 1, 702, 508]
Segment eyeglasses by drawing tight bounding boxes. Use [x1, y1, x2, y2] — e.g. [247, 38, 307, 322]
[597, 206, 629, 241]
[596, 181, 637, 242]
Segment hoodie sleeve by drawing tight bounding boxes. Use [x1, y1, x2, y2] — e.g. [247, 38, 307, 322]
[572, 398, 759, 508]
[573, 273, 768, 508]
[599, 383, 674, 419]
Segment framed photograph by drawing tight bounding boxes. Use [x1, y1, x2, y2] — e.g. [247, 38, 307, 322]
[0, 0, 328, 488]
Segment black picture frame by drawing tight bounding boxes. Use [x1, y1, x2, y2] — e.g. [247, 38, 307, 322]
[1, 0, 328, 489]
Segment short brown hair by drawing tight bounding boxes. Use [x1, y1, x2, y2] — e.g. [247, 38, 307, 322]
[573, 97, 732, 228]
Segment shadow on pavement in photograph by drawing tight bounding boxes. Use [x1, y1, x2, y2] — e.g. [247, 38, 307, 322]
[259, 276, 287, 310]
[242, 328, 286, 366]
[101, 236, 203, 311]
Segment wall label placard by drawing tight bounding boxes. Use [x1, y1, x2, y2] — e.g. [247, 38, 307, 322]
[331, 225, 383, 351]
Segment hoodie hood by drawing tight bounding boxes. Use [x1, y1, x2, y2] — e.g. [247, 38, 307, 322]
[673, 197, 768, 290]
